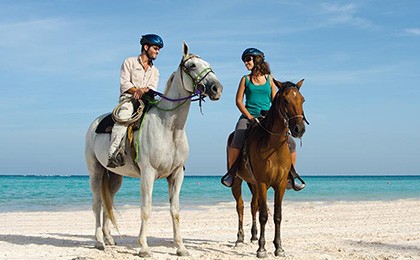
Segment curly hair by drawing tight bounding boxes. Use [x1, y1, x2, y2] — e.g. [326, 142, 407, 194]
[251, 55, 271, 76]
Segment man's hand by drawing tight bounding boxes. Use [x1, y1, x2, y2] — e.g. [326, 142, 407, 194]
[133, 87, 149, 99]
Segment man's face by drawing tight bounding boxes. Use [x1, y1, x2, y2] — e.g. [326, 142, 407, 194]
[144, 45, 160, 60]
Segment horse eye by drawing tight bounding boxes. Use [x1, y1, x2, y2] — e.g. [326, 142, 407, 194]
[189, 63, 196, 69]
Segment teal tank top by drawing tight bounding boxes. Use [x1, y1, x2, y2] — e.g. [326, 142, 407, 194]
[241, 75, 272, 118]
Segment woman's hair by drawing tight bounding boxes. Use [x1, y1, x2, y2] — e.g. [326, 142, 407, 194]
[251, 55, 271, 75]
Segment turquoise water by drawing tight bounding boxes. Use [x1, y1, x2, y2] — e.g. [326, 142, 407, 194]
[0, 175, 418, 212]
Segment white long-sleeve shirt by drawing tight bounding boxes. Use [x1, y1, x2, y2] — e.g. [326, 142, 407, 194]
[119, 55, 159, 95]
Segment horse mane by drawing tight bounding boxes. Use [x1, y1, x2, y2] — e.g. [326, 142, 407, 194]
[252, 91, 283, 147]
[163, 53, 198, 96]
[251, 81, 297, 148]
[164, 72, 176, 96]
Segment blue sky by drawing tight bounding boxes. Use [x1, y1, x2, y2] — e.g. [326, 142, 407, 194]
[0, 0, 419, 176]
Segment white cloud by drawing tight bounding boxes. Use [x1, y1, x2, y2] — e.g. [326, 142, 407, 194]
[0, 18, 65, 47]
[404, 28, 420, 36]
[318, 3, 374, 29]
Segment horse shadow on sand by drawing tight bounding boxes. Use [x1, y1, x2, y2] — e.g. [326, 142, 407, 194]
[0, 233, 250, 257]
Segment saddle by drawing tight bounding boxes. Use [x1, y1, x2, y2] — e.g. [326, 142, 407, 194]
[95, 98, 145, 134]
[225, 118, 262, 185]
[95, 98, 149, 162]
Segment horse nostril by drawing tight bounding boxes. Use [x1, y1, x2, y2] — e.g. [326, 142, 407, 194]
[293, 125, 304, 135]
[211, 85, 218, 93]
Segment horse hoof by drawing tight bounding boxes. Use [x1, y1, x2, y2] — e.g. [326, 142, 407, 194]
[235, 239, 244, 246]
[94, 242, 105, 250]
[275, 249, 285, 257]
[105, 237, 115, 246]
[138, 250, 152, 258]
[177, 249, 190, 256]
[257, 250, 268, 258]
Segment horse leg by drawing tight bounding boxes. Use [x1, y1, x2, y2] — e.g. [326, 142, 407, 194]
[273, 185, 286, 257]
[167, 170, 189, 256]
[138, 172, 155, 258]
[256, 184, 269, 258]
[249, 182, 259, 242]
[88, 159, 106, 250]
[231, 177, 244, 245]
[102, 171, 123, 246]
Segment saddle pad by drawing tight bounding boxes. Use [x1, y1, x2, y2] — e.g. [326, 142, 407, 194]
[95, 113, 114, 133]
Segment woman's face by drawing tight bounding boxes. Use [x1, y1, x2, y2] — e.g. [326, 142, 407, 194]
[243, 56, 254, 71]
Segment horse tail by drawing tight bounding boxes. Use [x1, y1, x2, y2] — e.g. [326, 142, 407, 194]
[101, 171, 119, 233]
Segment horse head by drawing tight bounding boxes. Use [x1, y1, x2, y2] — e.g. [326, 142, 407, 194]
[179, 42, 223, 100]
[274, 79, 308, 138]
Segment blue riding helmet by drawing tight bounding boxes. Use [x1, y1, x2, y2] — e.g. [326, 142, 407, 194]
[140, 34, 164, 48]
[241, 48, 264, 61]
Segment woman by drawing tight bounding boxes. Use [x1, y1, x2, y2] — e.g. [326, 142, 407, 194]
[221, 48, 305, 190]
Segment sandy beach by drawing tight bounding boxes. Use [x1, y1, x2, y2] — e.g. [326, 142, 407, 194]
[1, 200, 419, 259]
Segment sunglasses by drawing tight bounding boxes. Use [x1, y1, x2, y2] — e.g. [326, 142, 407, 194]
[244, 56, 253, 63]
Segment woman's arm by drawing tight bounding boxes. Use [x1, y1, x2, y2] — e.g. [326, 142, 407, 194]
[269, 75, 277, 101]
[236, 76, 253, 120]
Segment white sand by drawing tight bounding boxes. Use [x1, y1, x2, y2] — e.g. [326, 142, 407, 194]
[0, 200, 419, 259]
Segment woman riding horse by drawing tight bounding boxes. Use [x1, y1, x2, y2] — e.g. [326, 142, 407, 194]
[221, 48, 305, 190]
[234, 78, 307, 258]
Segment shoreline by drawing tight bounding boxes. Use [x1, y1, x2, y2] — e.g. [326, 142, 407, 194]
[2, 197, 420, 213]
[1, 199, 419, 259]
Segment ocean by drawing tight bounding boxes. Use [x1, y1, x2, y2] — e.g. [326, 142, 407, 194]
[0, 175, 419, 212]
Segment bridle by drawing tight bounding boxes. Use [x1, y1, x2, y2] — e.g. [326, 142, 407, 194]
[180, 54, 214, 98]
[256, 86, 309, 136]
[278, 86, 309, 126]
[149, 54, 215, 112]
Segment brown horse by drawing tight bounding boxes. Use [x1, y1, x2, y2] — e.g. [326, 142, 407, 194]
[228, 79, 307, 258]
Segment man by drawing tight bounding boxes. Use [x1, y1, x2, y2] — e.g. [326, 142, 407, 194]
[107, 34, 164, 168]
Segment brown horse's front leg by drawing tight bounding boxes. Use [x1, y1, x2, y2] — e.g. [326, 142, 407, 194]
[231, 178, 244, 245]
[249, 182, 258, 242]
[257, 184, 268, 258]
[273, 185, 286, 257]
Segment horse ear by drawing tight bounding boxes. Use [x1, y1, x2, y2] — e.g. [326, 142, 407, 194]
[296, 79, 304, 89]
[182, 41, 189, 58]
[273, 79, 283, 89]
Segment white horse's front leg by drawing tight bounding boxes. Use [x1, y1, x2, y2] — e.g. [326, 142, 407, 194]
[138, 173, 155, 258]
[167, 170, 189, 256]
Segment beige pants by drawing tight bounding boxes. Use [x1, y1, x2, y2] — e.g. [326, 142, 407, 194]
[108, 94, 133, 158]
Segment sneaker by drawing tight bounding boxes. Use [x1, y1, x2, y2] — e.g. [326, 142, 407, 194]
[107, 151, 125, 168]
[221, 172, 235, 187]
[286, 176, 306, 191]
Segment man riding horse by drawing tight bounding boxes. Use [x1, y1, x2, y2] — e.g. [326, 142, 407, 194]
[108, 34, 164, 168]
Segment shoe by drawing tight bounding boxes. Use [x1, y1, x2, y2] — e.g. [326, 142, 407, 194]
[287, 165, 306, 191]
[221, 172, 235, 187]
[107, 151, 125, 168]
[287, 177, 306, 191]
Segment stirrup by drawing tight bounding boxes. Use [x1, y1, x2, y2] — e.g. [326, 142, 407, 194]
[287, 165, 306, 191]
[291, 176, 306, 191]
[221, 172, 235, 187]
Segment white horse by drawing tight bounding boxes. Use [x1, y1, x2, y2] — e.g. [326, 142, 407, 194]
[85, 42, 223, 257]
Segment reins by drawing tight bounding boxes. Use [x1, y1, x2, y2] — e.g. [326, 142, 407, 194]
[254, 118, 288, 137]
[149, 54, 213, 113]
[255, 85, 309, 138]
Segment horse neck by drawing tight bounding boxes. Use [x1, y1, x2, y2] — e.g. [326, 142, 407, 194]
[265, 106, 288, 136]
[254, 104, 288, 148]
[155, 68, 192, 129]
